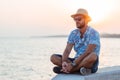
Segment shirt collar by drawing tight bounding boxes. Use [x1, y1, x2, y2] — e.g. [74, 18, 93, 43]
[77, 26, 90, 38]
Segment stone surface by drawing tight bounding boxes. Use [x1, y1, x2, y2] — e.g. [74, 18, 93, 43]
[52, 66, 120, 80]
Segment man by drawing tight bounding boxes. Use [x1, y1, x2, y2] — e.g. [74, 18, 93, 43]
[50, 8, 100, 75]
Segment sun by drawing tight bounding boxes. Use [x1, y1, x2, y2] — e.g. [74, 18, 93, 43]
[88, 9, 107, 23]
[65, 0, 114, 24]
[60, 0, 116, 23]
[86, 0, 114, 24]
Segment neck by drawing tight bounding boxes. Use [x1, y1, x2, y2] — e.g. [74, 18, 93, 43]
[79, 25, 88, 35]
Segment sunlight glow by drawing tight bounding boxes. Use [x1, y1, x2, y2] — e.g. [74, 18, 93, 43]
[88, 1, 113, 23]
[63, 0, 114, 23]
[0, 0, 120, 36]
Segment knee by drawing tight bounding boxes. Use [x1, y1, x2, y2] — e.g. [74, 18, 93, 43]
[88, 53, 97, 63]
[50, 54, 57, 63]
[91, 52, 97, 62]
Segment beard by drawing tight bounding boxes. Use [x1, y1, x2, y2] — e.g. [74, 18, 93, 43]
[76, 22, 85, 29]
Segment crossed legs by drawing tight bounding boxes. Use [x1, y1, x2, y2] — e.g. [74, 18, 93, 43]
[50, 52, 97, 73]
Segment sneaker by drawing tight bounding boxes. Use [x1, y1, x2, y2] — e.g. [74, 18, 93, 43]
[80, 67, 91, 75]
[53, 66, 63, 74]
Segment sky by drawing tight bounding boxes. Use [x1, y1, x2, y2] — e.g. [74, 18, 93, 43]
[0, 0, 120, 37]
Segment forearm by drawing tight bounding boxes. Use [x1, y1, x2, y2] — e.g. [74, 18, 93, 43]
[62, 49, 70, 62]
[74, 44, 96, 65]
[62, 43, 73, 62]
[74, 51, 89, 65]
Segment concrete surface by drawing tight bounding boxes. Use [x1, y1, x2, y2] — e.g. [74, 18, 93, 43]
[52, 66, 120, 80]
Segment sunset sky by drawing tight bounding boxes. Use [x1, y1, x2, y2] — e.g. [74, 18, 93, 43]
[0, 0, 120, 37]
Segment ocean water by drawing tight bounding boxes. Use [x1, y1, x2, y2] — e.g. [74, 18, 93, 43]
[0, 37, 120, 80]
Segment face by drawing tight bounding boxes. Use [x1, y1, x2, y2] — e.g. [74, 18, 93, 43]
[73, 15, 86, 29]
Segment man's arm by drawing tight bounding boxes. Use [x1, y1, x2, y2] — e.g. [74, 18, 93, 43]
[74, 44, 96, 66]
[61, 43, 73, 73]
[62, 43, 74, 62]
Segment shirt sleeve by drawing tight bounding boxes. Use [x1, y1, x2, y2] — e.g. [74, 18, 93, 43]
[67, 31, 75, 44]
[89, 31, 100, 45]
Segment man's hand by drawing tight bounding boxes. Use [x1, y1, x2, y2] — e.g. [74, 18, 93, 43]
[65, 63, 73, 73]
[61, 62, 73, 73]
[61, 61, 69, 73]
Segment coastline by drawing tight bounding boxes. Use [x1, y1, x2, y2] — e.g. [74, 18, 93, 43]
[30, 34, 120, 38]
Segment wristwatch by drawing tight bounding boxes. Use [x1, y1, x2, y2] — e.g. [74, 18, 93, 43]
[71, 61, 76, 67]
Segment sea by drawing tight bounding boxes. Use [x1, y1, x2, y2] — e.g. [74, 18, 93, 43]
[0, 37, 120, 80]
